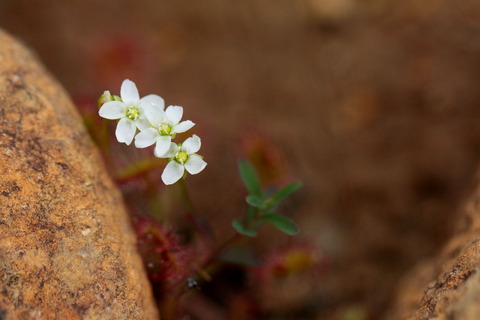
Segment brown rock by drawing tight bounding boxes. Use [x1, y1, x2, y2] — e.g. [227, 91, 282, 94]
[0, 29, 158, 319]
[388, 184, 480, 320]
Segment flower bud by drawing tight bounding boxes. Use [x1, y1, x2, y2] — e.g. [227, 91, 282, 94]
[97, 90, 121, 108]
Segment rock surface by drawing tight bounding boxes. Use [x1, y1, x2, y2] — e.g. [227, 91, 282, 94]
[0, 29, 158, 319]
[388, 180, 480, 320]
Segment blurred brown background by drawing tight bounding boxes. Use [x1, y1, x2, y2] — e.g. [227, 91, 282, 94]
[2, 0, 480, 319]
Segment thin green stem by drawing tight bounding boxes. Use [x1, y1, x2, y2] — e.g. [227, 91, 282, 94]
[178, 178, 195, 212]
[202, 232, 243, 268]
[177, 178, 212, 238]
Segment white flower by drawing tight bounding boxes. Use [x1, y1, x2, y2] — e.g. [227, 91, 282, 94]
[161, 135, 207, 185]
[98, 79, 165, 145]
[134, 105, 195, 157]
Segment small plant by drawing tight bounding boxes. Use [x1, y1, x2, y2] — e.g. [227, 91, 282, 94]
[233, 159, 301, 237]
[96, 79, 303, 316]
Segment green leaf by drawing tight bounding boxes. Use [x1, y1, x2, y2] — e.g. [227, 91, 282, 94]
[261, 214, 299, 235]
[238, 159, 262, 197]
[232, 219, 257, 237]
[269, 182, 302, 207]
[246, 195, 264, 208]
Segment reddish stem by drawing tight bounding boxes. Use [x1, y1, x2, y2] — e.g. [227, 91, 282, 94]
[202, 232, 243, 268]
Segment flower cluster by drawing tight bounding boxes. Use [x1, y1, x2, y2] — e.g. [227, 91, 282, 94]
[98, 79, 207, 185]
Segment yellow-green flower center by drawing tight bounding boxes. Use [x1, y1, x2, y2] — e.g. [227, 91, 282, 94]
[126, 106, 140, 120]
[175, 151, 189, 164]
[159, 123, 172, 135]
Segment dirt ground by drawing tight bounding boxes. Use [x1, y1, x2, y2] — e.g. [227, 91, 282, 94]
[2, 0, 480, 319]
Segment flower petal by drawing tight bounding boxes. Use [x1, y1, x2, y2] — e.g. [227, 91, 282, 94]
[144, 105, 165, 127]
[154, 135, 172, 157]
[135, 118, 151, 131]
[163, 142, 179, 158]
[99, 101, 126, 119]
[120, 79, 140, 103]
[116, 117, 136, 145]
[182, 134, 201, 154]
[162, 161, 185, 185]
[134, 128, 158, 148]
[172, 120, 195, 134]
[140, 94, 165, 110]
[185, 154, 207, 175]
[165, 105, 183, 124]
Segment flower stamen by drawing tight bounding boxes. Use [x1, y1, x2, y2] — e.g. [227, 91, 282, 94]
[126, 106, 140, 120]
[175, 151, 189, 164]
[159, 123, 173, 135]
